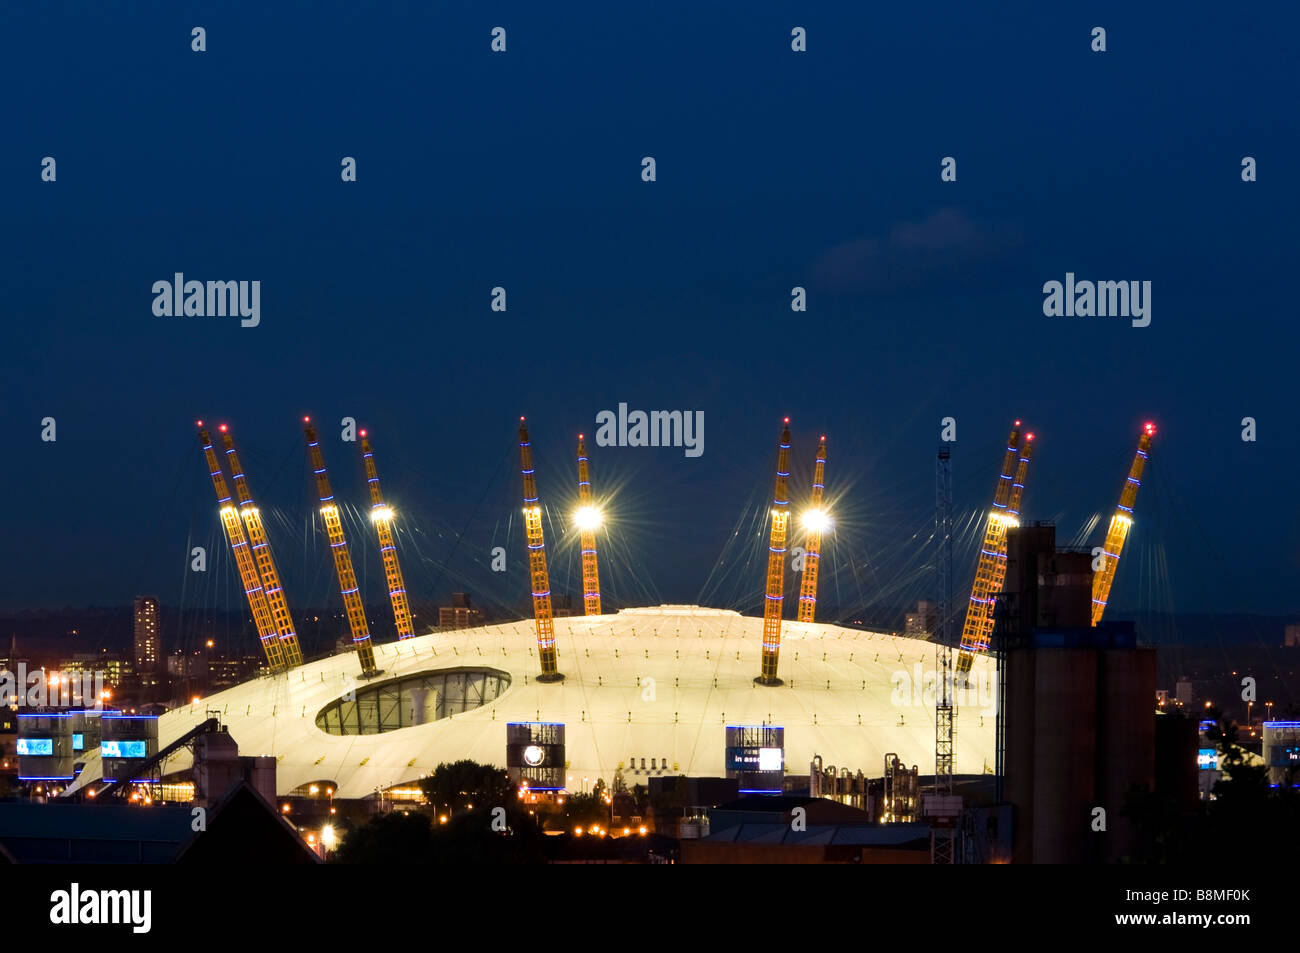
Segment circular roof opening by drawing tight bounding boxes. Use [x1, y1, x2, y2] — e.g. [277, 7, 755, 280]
[315, 666, 511, 736]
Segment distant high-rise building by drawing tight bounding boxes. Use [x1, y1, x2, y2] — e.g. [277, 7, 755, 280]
[551, 593, 574, 619]
[904, 600, 936, 638]
[133, 597, 161, 671]
[438, 593, 484, 630]
[1285, 625, 1300, 647]
[133, 596, 163, 698]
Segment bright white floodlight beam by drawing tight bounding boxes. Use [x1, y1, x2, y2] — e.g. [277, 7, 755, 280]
[574, 505, 603, 531]
[801, 509, 831, 532]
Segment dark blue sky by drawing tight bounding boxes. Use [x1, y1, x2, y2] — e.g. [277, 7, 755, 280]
[3, 3, 1298, 624]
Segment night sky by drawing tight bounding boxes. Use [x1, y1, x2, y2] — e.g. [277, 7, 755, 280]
[3, 3, 1298, 627]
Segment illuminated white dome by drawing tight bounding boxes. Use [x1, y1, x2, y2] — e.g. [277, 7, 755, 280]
[65, 606, 996, 799]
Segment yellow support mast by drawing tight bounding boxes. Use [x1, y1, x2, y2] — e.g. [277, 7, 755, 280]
[519, 419, 562, 681]
[796, 435, 828, 624]
[359, 429, 415, 640]
[958, 431, 1035, 671]
[1006, 432, 1034, 527]
[757, 419, 792, 685]
[219, 425, 303, 667]
[304, 418, 379, 677]
[956, 421, 1023, 677]
[575, 434, 603, 616]
[197, 423, 286, 672]
[1091, 422, 1156, 626]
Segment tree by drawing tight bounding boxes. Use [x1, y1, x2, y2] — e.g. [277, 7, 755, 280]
[419, 760, 513, 814]
[560, 791, 609, 829]
[333, 804, 548, 864]
[1196, 707, 1300, 863]
[333, 810, 434, 864]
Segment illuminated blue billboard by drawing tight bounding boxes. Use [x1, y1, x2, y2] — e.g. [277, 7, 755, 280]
[101, 740, 147, 759]
[16, 738, 53, 756]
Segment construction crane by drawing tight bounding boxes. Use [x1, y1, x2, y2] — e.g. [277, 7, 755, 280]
[304, 418, 379, 677]
[196, 424, 286, 672]
[757, 419, 792, 685]
[575, 434, 603, 616]
[519, 419, 562, 681]
[1091, 422, 1156, 626]
[219, 425, 303, 667]
[796, 435, 828, 624]
[956, 421, 1023, 678]
[932, 444, 957, 864]
[359, 429, 415, 640]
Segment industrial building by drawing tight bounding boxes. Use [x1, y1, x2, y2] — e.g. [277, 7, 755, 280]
[1000, 522, 1157, 863]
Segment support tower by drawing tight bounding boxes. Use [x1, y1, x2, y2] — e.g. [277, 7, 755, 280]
[933, 445, 958, 865]
[220, 426, 304, 667]
[796, 435, 827, 624]
[304, 419, 379, 676]
[1091, 423, 1156, 626]
[519, 419, 562, 681]
[757, 419, 792, 685]
[197, 424, 286, 672]
[575, 434, 603, 616]
[956, 421, 1023, 677]
[359, 430, 415, 639]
